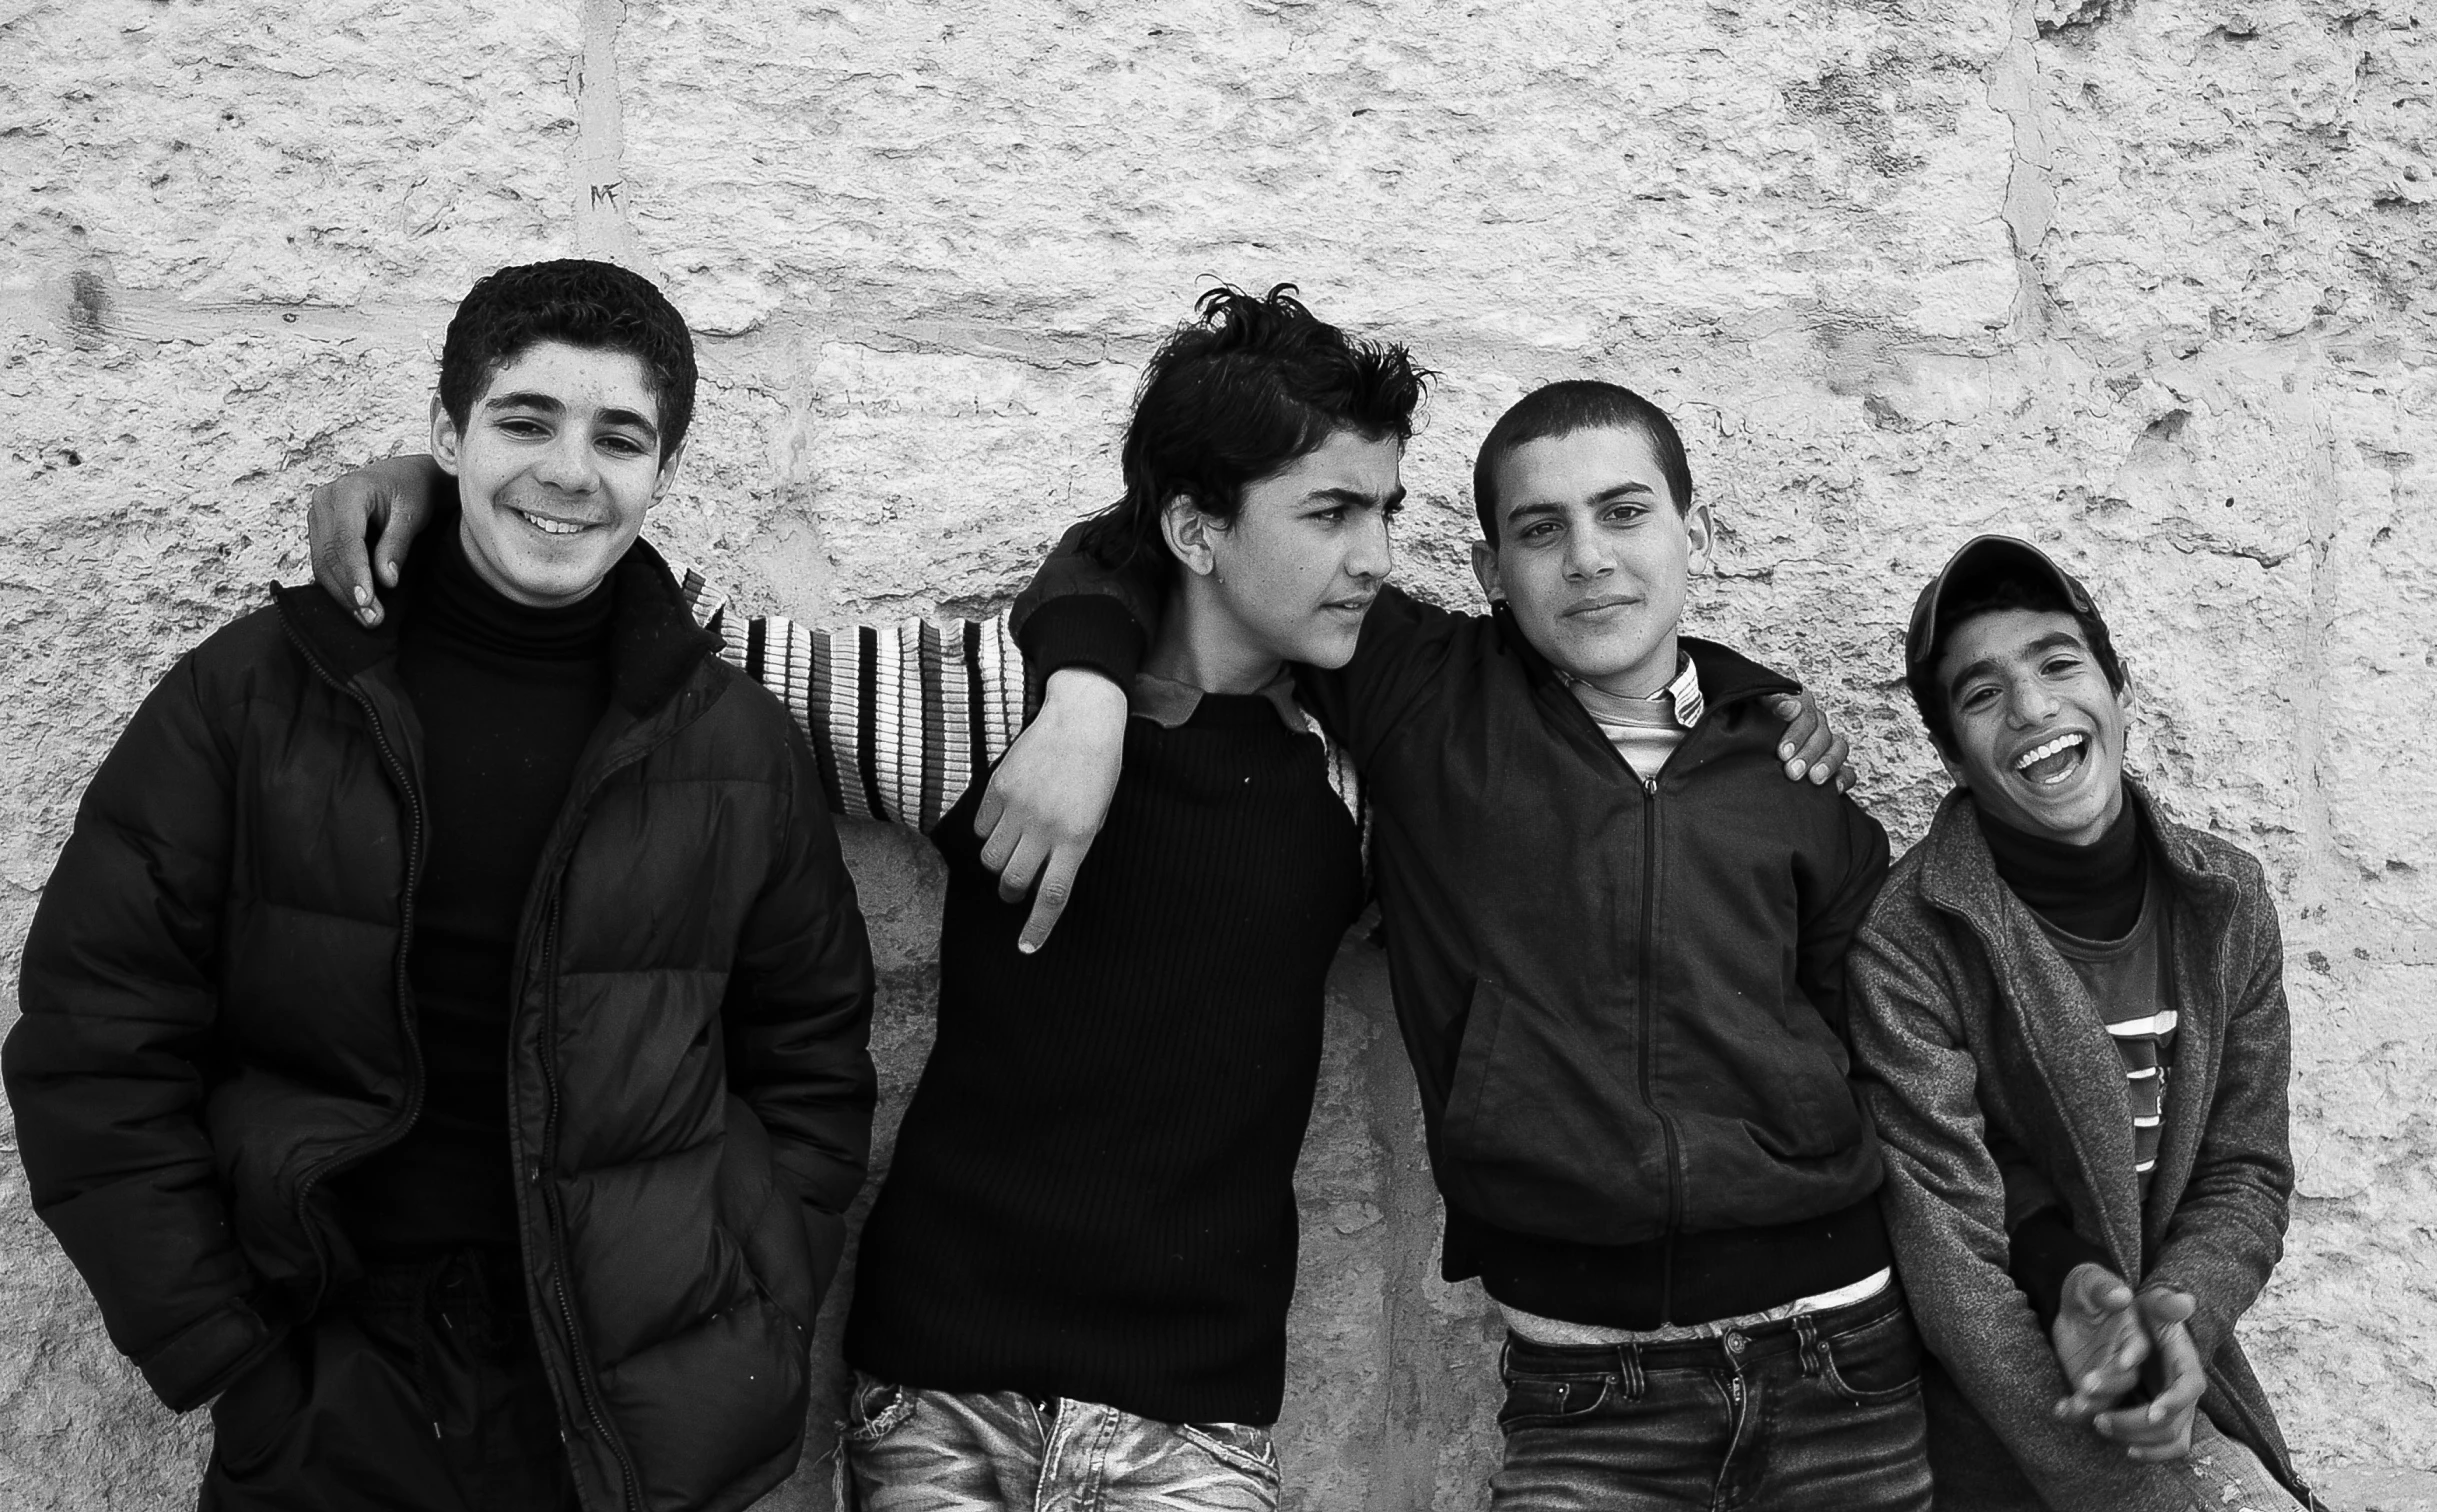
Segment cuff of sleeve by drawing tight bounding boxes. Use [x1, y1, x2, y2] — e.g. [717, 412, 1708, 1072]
[2008, 1206, 2113, 1332]
[137, 1298, 279, 1412]
[1016, 594, 1145, 687]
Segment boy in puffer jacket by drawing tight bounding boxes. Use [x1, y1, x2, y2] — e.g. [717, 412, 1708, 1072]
[7, 259, 877, 1512]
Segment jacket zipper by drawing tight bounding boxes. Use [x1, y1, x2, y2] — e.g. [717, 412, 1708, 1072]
[1636, 771, 1685, 1319]
[521, 728, 679, 1512]
[277, 619, 427, 1320]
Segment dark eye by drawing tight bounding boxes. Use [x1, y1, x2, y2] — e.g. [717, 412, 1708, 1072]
[498, 417, 548, 437]
[600, 434, 651, 458]
[1604, 502, 1648, 524]
[1313, 506, 1348, 524]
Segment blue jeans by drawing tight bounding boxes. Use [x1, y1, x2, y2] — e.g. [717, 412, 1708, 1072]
[1489, 1285, 1933, 1511]
[840, 1373, 1280, 1512]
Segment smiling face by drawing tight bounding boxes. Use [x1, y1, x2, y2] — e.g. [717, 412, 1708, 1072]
[1937, 607, 2130, 844]
[1471, 425, 1713, 697]
[432, 339, 679, 608]
[1162, 426, 1401, 686]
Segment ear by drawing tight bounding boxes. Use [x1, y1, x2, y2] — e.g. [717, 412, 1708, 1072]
[1683, 502, 1716, 572]
[651, 439, 687, 504]
[1470, 540, 1503, 604]
[429, 393, 464, 477]
[1937, 748, 1968, 789]
[1159, 493, 1220, 578]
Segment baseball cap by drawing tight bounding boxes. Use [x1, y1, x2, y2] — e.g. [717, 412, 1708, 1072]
[1904, 536, 2104, 732]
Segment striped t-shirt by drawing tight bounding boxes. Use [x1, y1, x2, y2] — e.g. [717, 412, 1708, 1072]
[2036, 870, 2177, 1195]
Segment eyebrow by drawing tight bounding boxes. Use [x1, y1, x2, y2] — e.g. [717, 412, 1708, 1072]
[1945, 630, 2091, 698]
[1307, 485, 1406, 510]
[483, 391, 661, 443]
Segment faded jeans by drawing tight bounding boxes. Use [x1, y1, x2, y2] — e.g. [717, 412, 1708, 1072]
[1489, 1283, 1934, 1511]
[840, 1373, 1280, 1512]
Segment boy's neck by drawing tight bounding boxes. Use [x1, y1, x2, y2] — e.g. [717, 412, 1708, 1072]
[1144, 579, 1286, 696]
[1568, 629, 1683, 702]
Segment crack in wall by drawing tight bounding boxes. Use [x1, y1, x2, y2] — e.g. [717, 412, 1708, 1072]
[1988, 0, 2057, 340]
[574, 0, 654, 274]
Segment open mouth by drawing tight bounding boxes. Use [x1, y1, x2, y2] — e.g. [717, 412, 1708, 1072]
[2012, 731, 2088, 786]
[514, 508, 590, 537]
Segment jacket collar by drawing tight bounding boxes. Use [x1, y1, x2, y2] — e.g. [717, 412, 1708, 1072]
[1915, 780, 2239, 933]
[272, 515, 719, 718]
[1487, 601, 1797, 712]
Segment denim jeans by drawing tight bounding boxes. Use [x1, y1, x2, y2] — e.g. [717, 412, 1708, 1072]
[840, 1373, 1280, 1512]
[1489, 1283, 1933, 1511]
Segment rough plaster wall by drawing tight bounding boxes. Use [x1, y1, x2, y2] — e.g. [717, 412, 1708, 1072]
[1, 0, 2431, 1507]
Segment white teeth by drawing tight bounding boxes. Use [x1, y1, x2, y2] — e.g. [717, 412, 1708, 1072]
[2012, 732, 2086, 771]
[517, 510, 585, 536]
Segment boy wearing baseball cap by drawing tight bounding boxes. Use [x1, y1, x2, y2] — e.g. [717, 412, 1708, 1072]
[1849, 536, 2316, 1509]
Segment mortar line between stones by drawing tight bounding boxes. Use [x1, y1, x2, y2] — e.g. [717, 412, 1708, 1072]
[575, 0, 654, 276]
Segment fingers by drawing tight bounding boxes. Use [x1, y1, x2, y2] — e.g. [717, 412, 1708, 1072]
[309, 484, 383, 627]
[1816, 732, 1851, 788]
[993, 830, 1049, 906]
[1017, 849, 1083, 955]
[1772, 694, 1822, 780]
[2063, 1263, 2138, 1317]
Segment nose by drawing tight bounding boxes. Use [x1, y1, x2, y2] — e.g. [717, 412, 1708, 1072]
[1347, 509, 1392, 584]
[1562, 525, 1614, 582]
[2004, 674, 2061, 726]
[533, 429, 599, 493]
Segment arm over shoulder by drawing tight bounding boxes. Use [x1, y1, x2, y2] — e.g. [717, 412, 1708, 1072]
[718, 607, 1028, 835]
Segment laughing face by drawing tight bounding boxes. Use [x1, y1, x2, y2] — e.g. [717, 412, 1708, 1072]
[1936, 606, 2129, 844]
[432, 339, 678, 608]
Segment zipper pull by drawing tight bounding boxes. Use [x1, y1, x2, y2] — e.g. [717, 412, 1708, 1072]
[1642, 776, 1658, 796]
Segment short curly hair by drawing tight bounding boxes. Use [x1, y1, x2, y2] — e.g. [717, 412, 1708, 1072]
[438, 259, 697, 461]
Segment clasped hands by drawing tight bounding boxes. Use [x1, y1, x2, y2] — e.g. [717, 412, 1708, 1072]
[2050, 1263, 2207, 1464]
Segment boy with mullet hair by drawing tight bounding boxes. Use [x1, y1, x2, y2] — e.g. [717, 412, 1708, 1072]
[8, 259, 879, 1512]
[1009, 378, 1923, 1510]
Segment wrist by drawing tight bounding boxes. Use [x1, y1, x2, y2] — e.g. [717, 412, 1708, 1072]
[1043, 666, 1128, 716]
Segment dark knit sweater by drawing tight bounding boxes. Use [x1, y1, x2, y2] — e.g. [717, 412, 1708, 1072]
[842, 691, 1365, 1426]
[333, 525, 614, 1258]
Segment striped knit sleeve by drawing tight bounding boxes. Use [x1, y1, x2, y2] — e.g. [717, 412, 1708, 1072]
[716, 609, 1028, 834]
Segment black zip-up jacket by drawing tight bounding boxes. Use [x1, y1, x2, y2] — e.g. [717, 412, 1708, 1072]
[1015, 557, 1891, 1325]
[6, 539, 877, 1512]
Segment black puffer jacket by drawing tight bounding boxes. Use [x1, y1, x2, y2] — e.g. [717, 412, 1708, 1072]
[6, 540, 876, 1512]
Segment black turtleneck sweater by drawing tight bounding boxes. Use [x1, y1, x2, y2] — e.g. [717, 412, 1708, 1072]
[333, 525, 616, 1259]
[1974, 798, 2147, 941]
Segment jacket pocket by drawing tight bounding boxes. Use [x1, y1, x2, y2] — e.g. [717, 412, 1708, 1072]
[1436, 979, 1668, 1241]
[718, 1096, 817, 1335]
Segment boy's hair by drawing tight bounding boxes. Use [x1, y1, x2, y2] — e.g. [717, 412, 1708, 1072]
[1472, 380, 1694, 545]
[1906, 550, 2127, 759]
[1076, 284, 1429, 575]
[438, 259, 697, 461]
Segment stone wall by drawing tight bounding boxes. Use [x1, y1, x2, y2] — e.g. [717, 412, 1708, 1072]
[2, 0, 2431, 1506]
